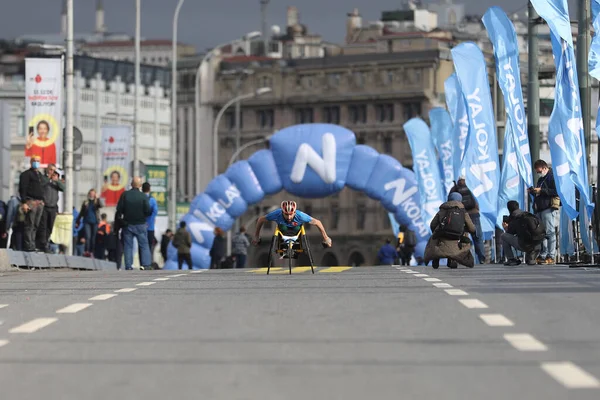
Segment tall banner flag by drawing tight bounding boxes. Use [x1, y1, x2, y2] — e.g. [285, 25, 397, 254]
[25, 58, 63, 168]
[482, 6, 534, 188]
[559, 206, 575, 255]
[145, 165, 168, 215]
[100, 125, 132, 207]
[444, 74, 469, 178]
[579, 186, 599, 253]
[404, 117, 445, 227]
[532, 0, 594, 219]
[497, 132, 524, 228]
[429, 107, 455, 195]
[451, 42, 501, 229]
[589, 1, 600, 139]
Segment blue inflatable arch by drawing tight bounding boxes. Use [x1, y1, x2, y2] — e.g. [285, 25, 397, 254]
[165, 123, 431, 269]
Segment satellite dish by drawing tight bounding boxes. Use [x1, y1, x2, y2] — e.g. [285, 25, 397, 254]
[271, 25, 281, 35]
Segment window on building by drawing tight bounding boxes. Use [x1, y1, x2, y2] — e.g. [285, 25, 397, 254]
[353, 71, 365, 87]
[327, 73, 340, 87]
[382, 210, 391, 229]
[375, 103, 394, 122]
[295, 108, 314, 124]
[348, 104, 367, 124]
[387, 40, 393, 53]
[540, 99, 553, 117]
[356, 203, 366, 230]
[323, 106, 340, 124]
[256, 109, 274, 129]
[224, 111, 244, 130]
[16, 114, 25, 137]
[330, 203, 340, 230]
[261, 76, 272, 88]
[383, 135, 393, 154]
[403, 102, 421, 121]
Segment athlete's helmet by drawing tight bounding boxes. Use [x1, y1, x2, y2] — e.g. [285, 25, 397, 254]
[280, 200, 297, 214]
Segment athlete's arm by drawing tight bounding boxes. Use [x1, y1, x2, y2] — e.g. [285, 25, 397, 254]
[252, 215, 268, 245]
[309, 218, 332, 247]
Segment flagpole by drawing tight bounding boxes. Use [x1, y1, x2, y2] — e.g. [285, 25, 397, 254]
[577, 0, 592, 179]
[527, 2, 540, 167]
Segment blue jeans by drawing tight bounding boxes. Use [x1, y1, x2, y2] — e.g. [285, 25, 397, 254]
[123, 224, 151, 270]
[537, 208, 558, 259]
[469, 213, 486, 263]
[235, 254, 247, 268]
[84, 222, 97, 254]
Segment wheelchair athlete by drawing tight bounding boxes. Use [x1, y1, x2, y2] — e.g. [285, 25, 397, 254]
[252, 200, 333, 248]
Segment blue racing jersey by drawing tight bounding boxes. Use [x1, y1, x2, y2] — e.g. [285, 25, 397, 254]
[265, 209, 312, 235]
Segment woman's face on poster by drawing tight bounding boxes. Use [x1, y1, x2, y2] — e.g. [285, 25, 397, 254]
[110, 172, 120, 185]
[37, 122, 49, 138]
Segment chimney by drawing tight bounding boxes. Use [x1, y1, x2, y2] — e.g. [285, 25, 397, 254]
[95, 0, 106, 34]
[61, 0, 67, 36]
[287, 6, 299, 27]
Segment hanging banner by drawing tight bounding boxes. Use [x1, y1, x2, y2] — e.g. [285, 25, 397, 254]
[145, 165, 168, 215]
[25, 57, 63, 168]
[100, 125, 132, 207]
[482, 6, 533, 188]
[429, 107, 455, 195]
[451, 42, 501, 230]
[404, 117, 445, 228]
[444, 74, 469, 178]
[559, 205, 575, 256]
[589, 1, 600, 139]
[497, 131, 524, 228]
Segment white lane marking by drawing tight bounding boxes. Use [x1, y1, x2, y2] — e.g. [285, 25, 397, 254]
[541, 362, 600, 389]
[10, 318, 58, 333]
[404, 271, 419, 274]
[414, 274, 429, 277]
[89, 294, 118, 301]
[115, 288, 137, 293]
[166, 274, 187, 278]
[504, 334, 548, 351]
[56, 303, 93, 314]
[136, 282, 156, 286]
[445, 289, 468, 296]
[0, 304, 8, 309]
[0, 340, 9, 348]
[190, 270, 206, 273]
[424, 278, 442, 282]
[433, 283, 453, 288]
[154, 278, 170, 281]
[459, 299, 489, 309]
[479, 314, 514, 327]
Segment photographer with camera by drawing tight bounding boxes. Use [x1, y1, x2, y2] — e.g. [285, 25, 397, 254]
[528, 160, 559, 265]
[36, 164, 65, 253]
[501, 201, 545, 266]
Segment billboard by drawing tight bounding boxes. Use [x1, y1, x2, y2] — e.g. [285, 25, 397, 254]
[145, 165, 168, 215]
[100, 125, 132, 207]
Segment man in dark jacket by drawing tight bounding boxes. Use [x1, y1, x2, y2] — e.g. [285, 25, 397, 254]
[75, 189, 103, 257]
[173, 222, 192, 270]
[160, 229, 173, 265]
[449, 176, 486, 264]
[377, 239, 398, 265]
[529, 159, 559, 265]
[37, 164, 65, 252]
[19, 155, 48, 252]
[116, 177, 152, 270]
[501, 201, 544, 266]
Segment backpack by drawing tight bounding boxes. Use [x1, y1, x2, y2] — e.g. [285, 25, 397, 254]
[461, 192, 477, 211]
[517, 212, 546, 244]
[404, 230, 417, 247]
[438, 207, 466, 239]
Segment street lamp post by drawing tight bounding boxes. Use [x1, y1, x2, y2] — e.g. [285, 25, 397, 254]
[228, 135, 273, 167]
[65, 0, 74, 255]
[133, 0, 141, 178]
[170, 0, 185, 230]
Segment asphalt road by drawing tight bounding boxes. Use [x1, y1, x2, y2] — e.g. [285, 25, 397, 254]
[0, 263, 600, 399]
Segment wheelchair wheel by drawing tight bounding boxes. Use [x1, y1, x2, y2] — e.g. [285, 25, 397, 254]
[266, 236, 278, 275]
[288, 242, 293, 274]
[302, 234, 315, 274]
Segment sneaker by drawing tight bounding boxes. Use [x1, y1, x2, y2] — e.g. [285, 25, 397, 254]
[504, 258, 521, 266]
[536, 257, 546, 265]
[544, 258, 556, 265]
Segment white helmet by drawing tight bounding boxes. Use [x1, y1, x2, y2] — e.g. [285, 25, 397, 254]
[280, 200, 297, 214]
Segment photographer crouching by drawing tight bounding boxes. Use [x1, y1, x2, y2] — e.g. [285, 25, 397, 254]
[501, 201, 546, 266]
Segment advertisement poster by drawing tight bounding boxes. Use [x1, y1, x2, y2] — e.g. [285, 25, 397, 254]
[25, 58, 63, 167]
[145, 165, 168, 215]
[100, 125, 132, 207]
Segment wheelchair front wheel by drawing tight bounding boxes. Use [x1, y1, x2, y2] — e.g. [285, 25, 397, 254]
[266, 236, 278, 275]
[288, 242, 294, 274]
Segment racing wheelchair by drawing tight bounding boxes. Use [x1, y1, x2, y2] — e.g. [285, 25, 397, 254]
[264, 225, 322, 275]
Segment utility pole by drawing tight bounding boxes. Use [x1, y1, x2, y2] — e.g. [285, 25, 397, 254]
[528, 2, 540, 166]
[577, 0, 592, 179]
[134, 0, 141, 178]
[65, 0, 74, 255]
[261, 0, 270, 56]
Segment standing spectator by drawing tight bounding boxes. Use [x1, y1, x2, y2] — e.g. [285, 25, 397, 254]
[160, 229, 173, 264]
[501, 201, 545, 266]
[106, 223, 118, 263]
[397, 224, 416, 266]
[116, 177, 152, 270]
[5, 195, 22, 249]
[0, 199, 7, 248]
[450, 176, 486, 264]
[141, 182, 158, 265]
[529, 159, 559, 265]
[95, 213, 111, 260]
[209, 227, 226, 269]
[173, 221, 192, 270]
[377, 239, 398, 265]
[19, 155, 47, 252]
[232, 226, 250, 268]
[37, 164, 64, 253]
[75, 189, 103, 257]
[75, 229, 86, 256]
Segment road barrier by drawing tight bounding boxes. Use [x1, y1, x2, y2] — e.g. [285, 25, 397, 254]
[0, 249, 117, 272]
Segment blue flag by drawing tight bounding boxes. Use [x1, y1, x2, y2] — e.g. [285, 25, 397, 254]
[533, 0, 595, 220]
[590, 0, 600, 139]
[444, 74, 469, 178]
[482, 7, 534, 188]
[559, 206, 575, 255]
[429, 107, 455, 195]
[389, 212, 400, 237]
[404, 118, 445, 228]
[451, 42, 501, 229]
[497, 131, 524, 228]
[579, 186, 599, 253]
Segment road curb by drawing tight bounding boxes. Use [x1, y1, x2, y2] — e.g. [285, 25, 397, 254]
[0, 249, 117, 271]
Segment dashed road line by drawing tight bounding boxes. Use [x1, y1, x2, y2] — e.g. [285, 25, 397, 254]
[0, 340, 9, 348]
[89, 294, 118, 301]
[166, 274, 187, 278]
[414, 274, 429, 277]
[424, 278, 441, 282]
[479, 314, 514, 327]
[458, 299, 489, 309]
[0, 304, 8, 309]
[541, 362, 600, 389]
[115, 288, 137, 293]
[504, 334, 548, 352]
[56, 303, 93, 314]
[445, 289, 468, 296]
[136, 282, 156, 286]
[154, 277, 170, 281]
[433, 283, 453, 288]
[10, 318, 58, 334]
[190, 270, 206, 273]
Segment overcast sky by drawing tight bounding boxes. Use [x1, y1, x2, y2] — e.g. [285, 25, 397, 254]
[0, 0, 580, 53]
